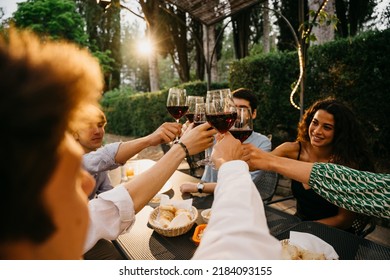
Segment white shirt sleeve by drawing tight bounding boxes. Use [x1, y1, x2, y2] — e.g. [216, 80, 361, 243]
[84, 185, 135, 252]
[192, 160, 282, 259]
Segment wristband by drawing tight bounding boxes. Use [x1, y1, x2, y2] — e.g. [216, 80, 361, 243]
[176, 140, 190, 158]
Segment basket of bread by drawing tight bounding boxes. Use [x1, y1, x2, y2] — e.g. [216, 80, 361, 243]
[148, 200, 198, 237]
[281, 231, 339, 260]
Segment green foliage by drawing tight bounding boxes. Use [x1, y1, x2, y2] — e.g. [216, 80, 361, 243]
[230, 29, 390, 163]
[91, 49, 115, 74]
[13, 0, 88, 46]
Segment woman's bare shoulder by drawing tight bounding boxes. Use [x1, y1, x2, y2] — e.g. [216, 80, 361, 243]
[272, 141, 300, 158]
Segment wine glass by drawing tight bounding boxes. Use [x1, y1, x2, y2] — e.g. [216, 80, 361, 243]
[185, 96, 204, 123]
[229, 107, 253, 143]
[166, 87, 188, 142]
[193, 103, 207, 127]
[205, 93, 237, 134]
[198, 92, 237, 166]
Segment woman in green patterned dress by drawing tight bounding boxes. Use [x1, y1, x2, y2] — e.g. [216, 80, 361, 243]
[243, 149, 389, 219]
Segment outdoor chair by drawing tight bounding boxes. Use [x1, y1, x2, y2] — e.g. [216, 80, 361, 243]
[351, 214, 376, 238]
[253, 170, 280, 203]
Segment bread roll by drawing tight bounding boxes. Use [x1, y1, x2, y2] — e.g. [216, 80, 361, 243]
[158, 206, 175, 228]
[281, 243, 301, 260]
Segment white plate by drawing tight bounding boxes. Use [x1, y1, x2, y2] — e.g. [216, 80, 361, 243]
[158, 180, 172, 194]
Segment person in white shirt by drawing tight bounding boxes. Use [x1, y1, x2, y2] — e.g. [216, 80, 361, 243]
[192, 133, 282, 259]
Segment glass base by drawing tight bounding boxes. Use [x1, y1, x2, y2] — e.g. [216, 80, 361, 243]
[196, 158, 215, 168]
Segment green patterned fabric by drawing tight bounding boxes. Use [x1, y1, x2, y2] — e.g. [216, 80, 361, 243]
[309, 163, 390, 219]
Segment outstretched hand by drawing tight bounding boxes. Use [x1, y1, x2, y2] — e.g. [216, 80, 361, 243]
[180, 122, 216, 155]
[146, 122, 182, 146]
[211, 132, 243, 169]
[242, 143, 272, 171]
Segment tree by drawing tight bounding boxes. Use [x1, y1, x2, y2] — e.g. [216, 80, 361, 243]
[335, 0, 377, 38]
[13, 0, 88, 46]
[308, 0, 335, 45]
[163, 5, 190, 83]
[262, 0, 271, 53]
[139, 0, 161, 91]
[189, 18, 205, 81]
[273, 0, 309, 51]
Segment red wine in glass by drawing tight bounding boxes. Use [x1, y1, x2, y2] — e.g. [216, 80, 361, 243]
[206, 112, 237, 134]
[166, 105, 189, 120]
[229, 107, 254, 143]
[185, 113, 195, 123]
[230, 129, 253, 142]
[193, 120, 206, 127]
[166, 87, 188, 142]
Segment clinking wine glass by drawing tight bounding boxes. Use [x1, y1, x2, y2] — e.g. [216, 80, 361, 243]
[185, 96, 204, 123]
[193, 103, 207, 127]
[166, 87, 188, 142]
[193, 103, 209, 166]
[205, 94, 237, 135]
[229, 107, 254, 143]
[198, 92, 237, 166]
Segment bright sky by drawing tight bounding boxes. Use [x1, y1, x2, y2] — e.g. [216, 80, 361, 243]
[0, 0, 22, 19]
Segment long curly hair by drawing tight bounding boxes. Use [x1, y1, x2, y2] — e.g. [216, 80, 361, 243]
[0, 28, 102, 247]
[296, 97, 374, 171]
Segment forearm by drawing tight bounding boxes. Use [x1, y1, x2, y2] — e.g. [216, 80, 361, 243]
[123, 143, 186, 213]
[180, 182, 217, 193]
[115, 137, 151, 164]
[309, 163, 390, 219]
[267, 154, 313, 186]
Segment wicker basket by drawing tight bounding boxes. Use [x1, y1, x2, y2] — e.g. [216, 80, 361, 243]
[149, 206, 198, 237]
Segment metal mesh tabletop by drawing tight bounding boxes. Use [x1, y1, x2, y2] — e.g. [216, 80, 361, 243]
[264, 205, 301, 236]
[276, 221, 390, 260]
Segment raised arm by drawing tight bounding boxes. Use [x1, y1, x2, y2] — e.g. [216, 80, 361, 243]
[122, 123, 216, 213]
[243, 143, 313, 184]
[115, 122, 182, 164]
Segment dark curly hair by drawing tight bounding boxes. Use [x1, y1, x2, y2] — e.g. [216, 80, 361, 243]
[296, 97, 374, 171]
[0, 28, 102, 247]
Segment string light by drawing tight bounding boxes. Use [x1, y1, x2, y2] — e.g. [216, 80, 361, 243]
[290, 45, 303, 110]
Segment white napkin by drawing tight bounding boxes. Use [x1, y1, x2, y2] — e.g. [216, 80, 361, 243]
[169, 213, 191, 228]
[289, 231, 339, 260]
[160, 196, 193, 210]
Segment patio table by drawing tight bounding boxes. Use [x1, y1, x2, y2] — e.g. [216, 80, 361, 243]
[113, 160, 303, 259]
[275, 221, 390, 260]
[112, 159, 390, 260]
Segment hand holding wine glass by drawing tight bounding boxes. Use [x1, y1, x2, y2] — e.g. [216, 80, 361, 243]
[198, 92, 237, 167]
[229, 107, 253, 143]
[166, 87, 188, 142]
